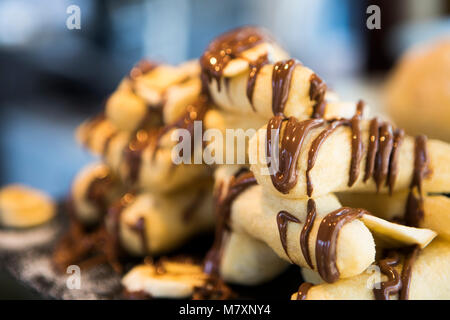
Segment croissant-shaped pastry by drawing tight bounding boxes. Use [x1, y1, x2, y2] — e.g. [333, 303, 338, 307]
[232, 184, 435, 283]
[113, 183, 214, 256]
[249, 117, 450, 198]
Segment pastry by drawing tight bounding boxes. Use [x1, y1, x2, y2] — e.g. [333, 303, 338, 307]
[385, 39, 450, 141]
[116, 182, 214, 256]
[70, 162, 123, 225]
[106, 60, 201, 132]
[249, 117, 450, 198]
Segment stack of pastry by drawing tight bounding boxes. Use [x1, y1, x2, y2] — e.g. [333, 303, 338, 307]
[53, 60, 216, 275]
[62, 26, 450, 300]
[196, 26, 450, 299]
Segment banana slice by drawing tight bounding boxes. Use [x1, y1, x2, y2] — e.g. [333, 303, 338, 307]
[122, 260, 208, 299]
[0, 184, 55, 228]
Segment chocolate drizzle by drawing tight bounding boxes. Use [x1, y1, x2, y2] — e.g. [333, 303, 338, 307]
[86, 168, 114, 215]
[271, 59, 300, 115]
[399, 245, 420, 300]
[265, 100, 419, 197]
[306, 119, 347, 196]
[300, 199, 317, 269]
[364, 118, 380, 181]
[306, 102, 365, 196]
[296, 282, 313, 300]
[309, 74, 327, 119]
[200, 26, 271, 92]
[387, 129, 405, 194]
[315, 207, 366, 283]
[123, 96, 208, 185]
[348, 101, 365, 187]
[276, 211, 301, 262]
[124, 128, 159, 184]
[404, 135, 431, 227]
[267, 116, 323, 194]
[203, 169, 257, 276]
[130, 217, 149, 255]
[373, 123, 394, 191]
[373, 252, 401, 300]
[374, 246, 421, 300]
[246, 53, 269, 109]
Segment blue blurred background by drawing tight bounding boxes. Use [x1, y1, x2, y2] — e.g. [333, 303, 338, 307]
[0, 0, 449, 199]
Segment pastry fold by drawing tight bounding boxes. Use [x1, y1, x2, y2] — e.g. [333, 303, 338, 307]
[249, 120, 450, 198]
[291, 239, 450, 300]
[337, 192, 450, 240]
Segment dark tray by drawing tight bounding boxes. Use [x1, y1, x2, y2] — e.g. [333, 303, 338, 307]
[0, 206, 302, 300]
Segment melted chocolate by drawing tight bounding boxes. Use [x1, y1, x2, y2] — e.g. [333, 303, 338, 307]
[267, 116, 323, 194]
[374, 246, 421, 300]
[373, 252, 401, 300]
[387, 129, 405, 194]
[348, 102, 365, 187]
[306, 119, 347, 196]
[306, 110, 365, 195]
[246, 53, 269, 109]
[124, 129, 159, 184]
[373, 123, 394, 191]
[203, 169, 257, 276]
[123, 96, 208, 185]
[315, 207, 366, 283]
[272, 59, 300, 115]
[404, 135, 431, 227]
[364, 117, 380, 182]
[86, 169, 114, 215]
[296, 282, 313, 300]
[300, 199, 317, 269]
[276, 211, 301, 262]
[309, 74, 327, 119]
[200, 26, 271, 92]
[399, 245, 420, 300]
[130, 217, 149, 255]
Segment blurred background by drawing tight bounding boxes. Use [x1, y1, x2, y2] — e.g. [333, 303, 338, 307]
[0, 0, 449, 298]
